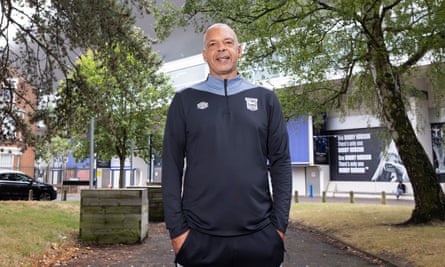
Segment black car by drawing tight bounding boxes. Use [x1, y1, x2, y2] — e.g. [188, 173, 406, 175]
[0, 170, 57, 200]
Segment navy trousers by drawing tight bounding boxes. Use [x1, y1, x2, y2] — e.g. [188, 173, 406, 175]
[175, 224, 284, 267]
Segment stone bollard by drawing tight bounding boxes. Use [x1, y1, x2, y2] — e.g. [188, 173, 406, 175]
[381, 191, 387, 205]
[322, 191, 326, 203]
[28, 189, 33, 201]
[294, 190, 299, 203]
[349, 191, 354, 203]
[63, 190, 67, 201]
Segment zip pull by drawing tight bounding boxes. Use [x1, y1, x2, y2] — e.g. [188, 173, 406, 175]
[224, 79, 230, 115]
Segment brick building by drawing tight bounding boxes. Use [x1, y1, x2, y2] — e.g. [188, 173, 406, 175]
[0, 76, 37, 177]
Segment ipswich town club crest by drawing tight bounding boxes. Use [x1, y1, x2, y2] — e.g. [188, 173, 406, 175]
[245, 97, 258, 111]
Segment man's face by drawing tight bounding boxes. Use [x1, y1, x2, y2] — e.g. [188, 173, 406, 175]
[202, 26, 242, 79]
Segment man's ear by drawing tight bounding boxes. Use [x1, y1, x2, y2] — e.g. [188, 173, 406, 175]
[237, 45, 242, 58]
[202, 50, 208, 62]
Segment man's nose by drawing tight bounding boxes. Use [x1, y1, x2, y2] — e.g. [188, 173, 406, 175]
[216, 42, 226, 51]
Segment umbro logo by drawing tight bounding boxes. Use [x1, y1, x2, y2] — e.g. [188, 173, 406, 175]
[197, 101, 209, 110]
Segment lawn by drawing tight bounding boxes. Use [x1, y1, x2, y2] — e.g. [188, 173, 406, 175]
[0, 201, 80, 267]
[290, 203, 445, 267]
[1, 200, 444, 266]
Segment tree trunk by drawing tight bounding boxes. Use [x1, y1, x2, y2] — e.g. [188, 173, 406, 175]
[371, 52, 445, 224]
[119, 157, 125, 188]
[385, 99, 445, 223]
[364, 5, 445, 223]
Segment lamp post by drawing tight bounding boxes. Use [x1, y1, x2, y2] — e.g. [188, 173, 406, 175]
[130, 139, 134, 185]
[89, 117, 94, 189]
[148, 134, 153, 183]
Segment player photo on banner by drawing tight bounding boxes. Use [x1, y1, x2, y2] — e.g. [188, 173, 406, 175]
[432, 124, 445, 180]
[329, 128, 409, 182]
[371, 140, 409, 182]
[329, 126, 445, 182]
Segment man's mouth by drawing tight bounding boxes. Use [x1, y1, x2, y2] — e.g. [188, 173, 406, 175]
[216, 55, 230, 61]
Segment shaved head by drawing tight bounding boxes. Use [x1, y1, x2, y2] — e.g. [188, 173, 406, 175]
[201, 23, 242, 79]
[203, 23, 239, 49]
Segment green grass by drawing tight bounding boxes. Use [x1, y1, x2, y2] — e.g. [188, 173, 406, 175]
[290, 203, 445, 267]
[1, 201, 444, 267]
[0, 201, 79, 267]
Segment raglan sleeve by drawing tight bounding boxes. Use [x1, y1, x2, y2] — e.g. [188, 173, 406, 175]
[267, 92, 292, 234]
[161, 93, 189, 239]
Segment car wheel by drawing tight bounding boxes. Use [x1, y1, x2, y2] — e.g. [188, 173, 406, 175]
[39, 192, 51, 201]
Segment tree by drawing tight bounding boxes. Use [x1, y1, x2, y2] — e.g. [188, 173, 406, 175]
[0, 0, 153, 149]
[153, 0, 445, 224]
[35, 136, 71, 183]
[56, 39, 172, 188]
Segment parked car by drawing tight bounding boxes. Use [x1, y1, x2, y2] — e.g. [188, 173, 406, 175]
[0, 170, 57, 200]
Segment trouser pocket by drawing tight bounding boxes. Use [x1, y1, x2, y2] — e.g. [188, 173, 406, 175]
[176, 225, 284, 267]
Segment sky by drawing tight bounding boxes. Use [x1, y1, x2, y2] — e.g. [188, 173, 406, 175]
[139, 19, 204, 62]
[135, 1, 206, 62]
[2, 0, 202, 62]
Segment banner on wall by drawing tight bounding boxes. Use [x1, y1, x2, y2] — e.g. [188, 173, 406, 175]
[313, 113, 329, 164]
[314, 136, 329, 164]
[432, 123, 445, 181]
[329, 128, 410, 182]
[96, 159, 111, 168]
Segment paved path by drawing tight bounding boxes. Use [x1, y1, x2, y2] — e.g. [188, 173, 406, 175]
[59, 221, 397, 267]
[58, 194, 411, 266]
[284, 223, 395, 267]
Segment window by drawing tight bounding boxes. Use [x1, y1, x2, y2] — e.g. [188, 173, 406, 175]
[1, 78, 17, 102]
[0, 153, 14, 169]
[1, 116, 16, 140]
[16, 173, 30, 182]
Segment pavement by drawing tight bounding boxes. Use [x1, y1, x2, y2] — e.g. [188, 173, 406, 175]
[58, 193, 413, 266]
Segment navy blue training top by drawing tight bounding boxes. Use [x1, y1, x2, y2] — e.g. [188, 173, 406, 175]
[162, 74, 292, 239]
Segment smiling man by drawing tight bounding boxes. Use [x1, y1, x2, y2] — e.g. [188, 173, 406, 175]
[201, 24, 241, 78]
[162, 23, 292, 267]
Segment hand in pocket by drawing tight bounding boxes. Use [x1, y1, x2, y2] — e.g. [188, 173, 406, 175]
[172, 229, 190, 254]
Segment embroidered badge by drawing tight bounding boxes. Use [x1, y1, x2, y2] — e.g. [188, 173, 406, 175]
[197, 101, 209, 110]
[245, 97, 258, 111]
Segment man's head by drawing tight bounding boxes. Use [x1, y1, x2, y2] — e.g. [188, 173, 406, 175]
[202, 23, 242, 79]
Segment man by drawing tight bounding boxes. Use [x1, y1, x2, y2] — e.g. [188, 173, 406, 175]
[162, 23, 292, 267]
[396, 181, 406, 199]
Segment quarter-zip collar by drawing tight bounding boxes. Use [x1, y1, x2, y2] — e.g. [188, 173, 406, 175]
[192, 74, 257, 96]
